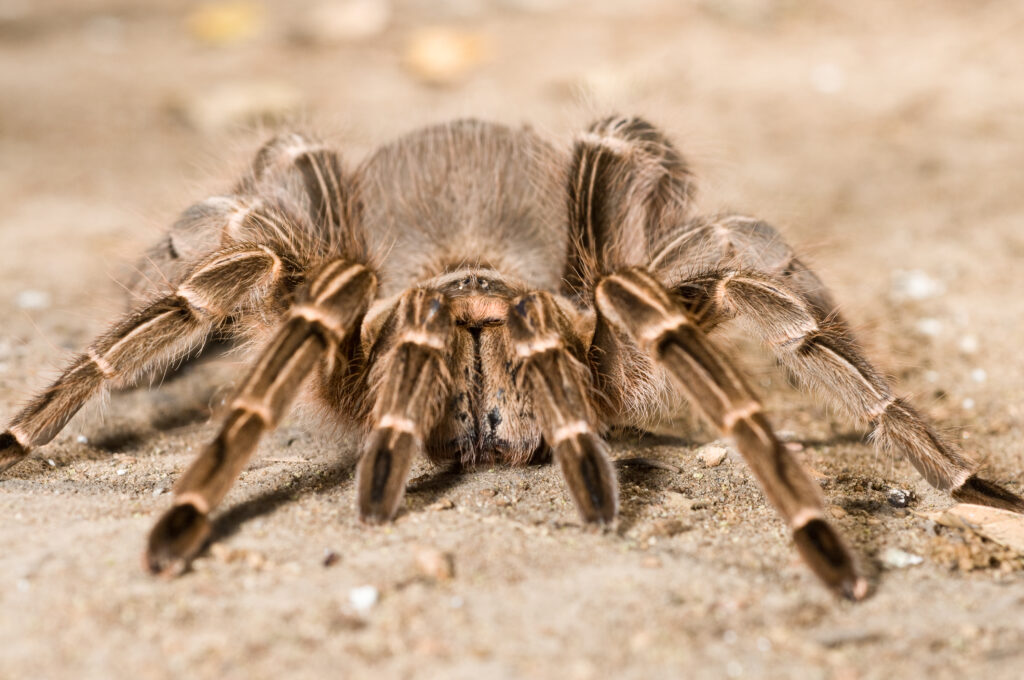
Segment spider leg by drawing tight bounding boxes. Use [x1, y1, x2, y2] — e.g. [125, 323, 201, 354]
[0, 243, 287, 472]
[596, 268, 866, 599]
[507, 291, 617, 523]
[563, 115, 696, 301]
[564, 117, 863, 596]
[356, 288, 455, 522]
[655, 216, 1024, 513]
[145, 260, 376, 575]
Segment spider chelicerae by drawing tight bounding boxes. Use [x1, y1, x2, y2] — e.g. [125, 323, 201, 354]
[2, 116, 1021, 598]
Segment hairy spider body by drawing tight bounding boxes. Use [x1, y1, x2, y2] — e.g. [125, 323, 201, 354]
[2, 117, 1022, 599]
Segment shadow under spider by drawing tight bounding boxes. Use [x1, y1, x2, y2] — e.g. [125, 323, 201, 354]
[209, 457, 359, 545]
[404, 462, 468, 508]
[613, 461, 684, 535]
[206, 457, 474, 549]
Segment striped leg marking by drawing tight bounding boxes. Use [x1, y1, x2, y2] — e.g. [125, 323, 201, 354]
[357, 289, 454, 522]
[0, 244, 284, 473]
[508, 292, 617, 524]
[146, 262, 376, 576]
[596, 268, 866, 599]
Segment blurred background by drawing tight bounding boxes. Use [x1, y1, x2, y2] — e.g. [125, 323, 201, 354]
[2, 1, 1024, 678]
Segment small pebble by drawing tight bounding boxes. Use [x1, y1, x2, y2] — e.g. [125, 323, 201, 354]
[828, 505, 848, 519]
[46, 459, 56, 467]
[116, 468, 128, 476]
[348, 585, 379, 613]
[962, 398, 975, 410]
[914, 318, 943, 337]
[76, 435, 89, 444]
[886, 488, 914, 508]
[293, 0, 391, 44]
[958, 335, 979, 355]
[697, 443, 729, 468]
[186, 0, 264, 45]
[403, 27, 487, 86]
[323, 550, 340, 568]
[15, 290, 51, 310]
[890, 270, 945, 302]
[970, 368, 987, 383]
[880, 547, 923, 569]
[414, 546, 455, 581]
[152, 487, 166, 496]
[430, 498, 455, 511]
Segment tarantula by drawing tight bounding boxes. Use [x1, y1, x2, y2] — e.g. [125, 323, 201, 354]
[2, 117, 1021, 598]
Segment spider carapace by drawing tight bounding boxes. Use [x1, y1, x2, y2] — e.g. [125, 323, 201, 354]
[3, 117, 1022, 599]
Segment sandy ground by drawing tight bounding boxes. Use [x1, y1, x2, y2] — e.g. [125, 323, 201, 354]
[2, 1, 1024, 678]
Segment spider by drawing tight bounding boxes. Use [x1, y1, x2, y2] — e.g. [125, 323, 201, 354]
[1, 117, 1021, 599]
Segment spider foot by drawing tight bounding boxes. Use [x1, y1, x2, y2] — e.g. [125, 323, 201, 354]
[793, 518, 868, 601]
[0, 432, 27, 474]
[144, 502, 211, 577]
[557, 433, 618, 525]
[951, 475, 1024, 513]
[356, 428, 416, 524]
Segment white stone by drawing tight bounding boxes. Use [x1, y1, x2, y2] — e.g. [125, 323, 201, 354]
[914, 318, 943, 337]
[880, 547, 923, 569]
[15, 290, 51, 310]
[348, 585, 379, 613]
[890, 270, 945, 302]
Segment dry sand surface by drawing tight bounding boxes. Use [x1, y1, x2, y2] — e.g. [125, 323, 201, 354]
[2, 1, 1024, 678]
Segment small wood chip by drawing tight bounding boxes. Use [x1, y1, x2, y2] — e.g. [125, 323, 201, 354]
[921, 504, 1024, 553]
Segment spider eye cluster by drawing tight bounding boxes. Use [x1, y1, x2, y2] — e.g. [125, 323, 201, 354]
[449, 273, 498, 295]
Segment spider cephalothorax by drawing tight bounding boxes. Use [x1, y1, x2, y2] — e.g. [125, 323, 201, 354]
[2, 117, 1021, 599]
